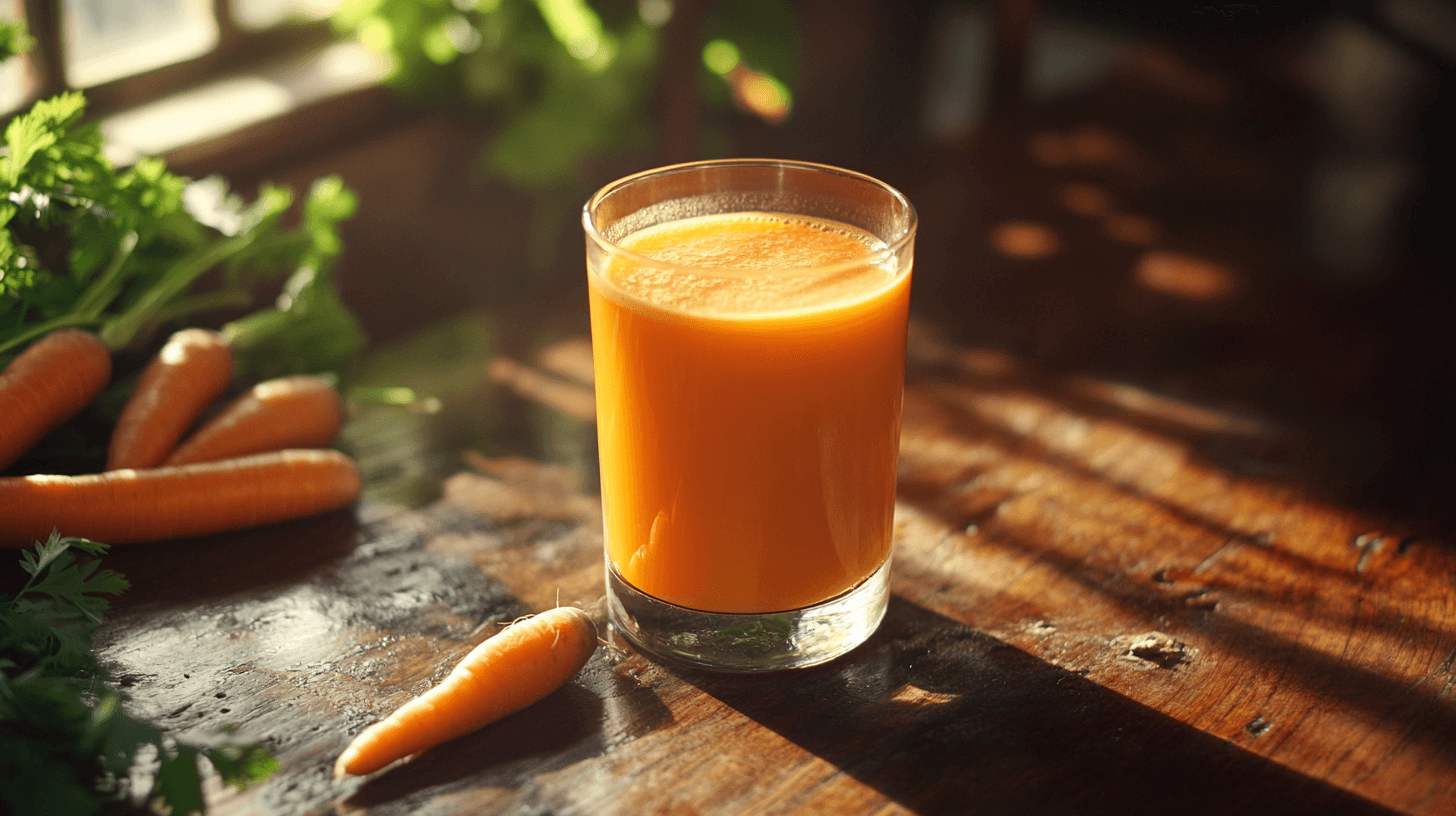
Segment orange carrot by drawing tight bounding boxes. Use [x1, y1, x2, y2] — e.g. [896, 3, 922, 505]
[0, 448, 359, 546]
[164, 375, 346, 466]
[0, 329, 112, 472]
[334, 605, 598, 778]
[107, 328, 233, 470]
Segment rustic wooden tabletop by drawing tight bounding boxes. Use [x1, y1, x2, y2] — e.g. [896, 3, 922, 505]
[87, 311, 1455, 816]
[47, 7, 1456, 813]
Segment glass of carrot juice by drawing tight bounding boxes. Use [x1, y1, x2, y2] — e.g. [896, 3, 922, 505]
[584, 159, 915, 671]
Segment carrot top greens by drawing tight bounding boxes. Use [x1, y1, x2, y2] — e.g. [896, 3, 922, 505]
[0, 88, 364, 375]
[1, 21, 366, 471]
[0, 17, 365, 380]
[0, 533, 278, 815]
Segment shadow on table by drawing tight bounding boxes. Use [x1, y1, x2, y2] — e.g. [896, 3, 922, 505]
[684, 596, 1398, 816]
[892, 350, 1456, 770]
[93, 506, 363, 606]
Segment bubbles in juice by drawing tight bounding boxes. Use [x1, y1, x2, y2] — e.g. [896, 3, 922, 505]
[605, 212, 895, 316]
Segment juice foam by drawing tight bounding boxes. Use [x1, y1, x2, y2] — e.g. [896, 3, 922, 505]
[605, 213, 895, 316]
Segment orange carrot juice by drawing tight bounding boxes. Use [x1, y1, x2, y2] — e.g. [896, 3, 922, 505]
[589, 212, 911, 614]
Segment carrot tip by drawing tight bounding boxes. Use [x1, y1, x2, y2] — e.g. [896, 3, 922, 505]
[333, 746, 360, 779]
[331, 606, 597, 779]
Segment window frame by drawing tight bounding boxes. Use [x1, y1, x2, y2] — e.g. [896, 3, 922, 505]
[17, 0, 340, 117]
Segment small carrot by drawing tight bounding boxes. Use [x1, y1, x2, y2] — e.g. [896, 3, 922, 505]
[0, 329, 112, 472]
[164, 375, 346, 466]
[334, 605, 598, 778]
[0, 448, 360, 546]
[107, 328, 233, 470]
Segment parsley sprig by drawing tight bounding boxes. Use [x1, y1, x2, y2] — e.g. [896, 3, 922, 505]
[1, 534, 278, 815]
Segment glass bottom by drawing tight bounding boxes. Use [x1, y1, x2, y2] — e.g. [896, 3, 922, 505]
[605, 558, 891, 672]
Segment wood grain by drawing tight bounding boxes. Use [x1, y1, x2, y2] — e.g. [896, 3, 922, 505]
[91, 333, 1455, 815]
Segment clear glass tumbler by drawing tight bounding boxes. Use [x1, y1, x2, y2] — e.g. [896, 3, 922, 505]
[584, 159, 916, 671]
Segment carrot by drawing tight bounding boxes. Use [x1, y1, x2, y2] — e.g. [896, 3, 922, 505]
[0, 448, 360, 546]
[164, 375, 346, 466]
[334, 605, 598, 778]
[107, 328, 233, 470]
[0, 329, 112, 472]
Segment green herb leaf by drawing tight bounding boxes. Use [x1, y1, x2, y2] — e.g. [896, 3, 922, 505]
[0, 671, 114, 816]
[90, 692, 158, 779]
[1, 537, 279, 814]
[203, 743, 282, 789]
[152, 743, 206, 816]
[15, 534, 128, 624]
[1, 92, 88, 187]
[223, 263, 367, 382]
[2, 533, 126, 675]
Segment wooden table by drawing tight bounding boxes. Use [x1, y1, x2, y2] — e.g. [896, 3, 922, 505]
[88, 307, 1455, 816]
[51, 8, 1452, 811]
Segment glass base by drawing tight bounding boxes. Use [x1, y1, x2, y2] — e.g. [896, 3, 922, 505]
[606, 558, 891, 672]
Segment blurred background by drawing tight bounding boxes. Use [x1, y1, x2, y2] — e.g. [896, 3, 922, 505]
[3, 0, 1453, 531]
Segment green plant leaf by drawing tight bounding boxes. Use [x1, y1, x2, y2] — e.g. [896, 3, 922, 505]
[151, 744, 205, 816]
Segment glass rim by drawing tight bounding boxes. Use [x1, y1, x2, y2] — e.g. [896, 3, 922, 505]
[582, 158, 918, 278]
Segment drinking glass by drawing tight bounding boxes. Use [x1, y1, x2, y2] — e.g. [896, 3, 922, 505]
[584, 159, 916, 671]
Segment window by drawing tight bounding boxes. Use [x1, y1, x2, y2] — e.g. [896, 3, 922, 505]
[3, 1, 354, 116]
[64, 0, 220, 89]
[3, 1, 388, 167]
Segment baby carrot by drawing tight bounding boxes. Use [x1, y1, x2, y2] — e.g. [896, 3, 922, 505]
[334, 606, 598, 778]
[107, 328, 233, 470]
[0, 449, 360, 546]
[165, 375, 346, 466]
[0, 329, 112, 472]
